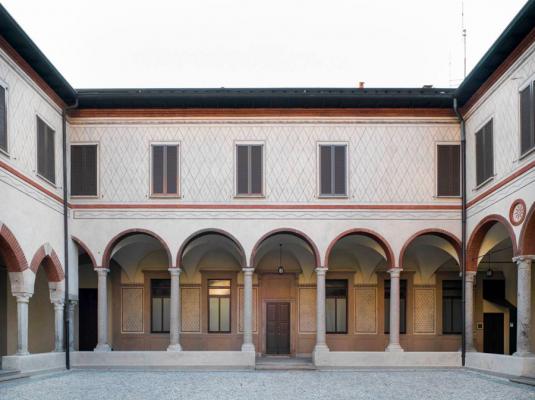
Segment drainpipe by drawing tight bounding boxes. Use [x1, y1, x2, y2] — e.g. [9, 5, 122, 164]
[453, 98, 467, 367]
[62, 98, 78, 370]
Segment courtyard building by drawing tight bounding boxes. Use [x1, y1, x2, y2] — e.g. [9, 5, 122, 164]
[0, 0, 535, 378]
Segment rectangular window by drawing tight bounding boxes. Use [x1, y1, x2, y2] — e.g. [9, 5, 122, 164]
[442, 280, 462, 334]
[436, 144, 461, 197]
[236, 144, 263, 196]
[0, 85, 6, 153]
[208, 279, 231, 333]
[475, 119, 494, 186]
[326, 280, 348, 333]
[151, 144, 179, 196]
[70, 144, 98, 196]
[319, 144, 347, 196]
[520, 82, 535, 155]
[151, 279, 170, 333]
[36, 116, 55, 184]
[384, 279, 407, 334]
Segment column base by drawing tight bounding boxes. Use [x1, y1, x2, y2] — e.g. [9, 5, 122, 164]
[15, 351, 29, 356]
[167, 344, 183, 352]
[385, 343, 404, 352]
[513, 350, 535, 358]
[241, 343, 255, 352]
[54, 348, 65, 353]
[313, 344, 330, 354]
[94, 344, 111, 352]
[465, 345, 477, 353]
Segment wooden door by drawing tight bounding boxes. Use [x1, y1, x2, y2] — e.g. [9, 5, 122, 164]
[266, 302, 290, 354]
[79, 288, 98, 351]
[484, 313, 504, 354]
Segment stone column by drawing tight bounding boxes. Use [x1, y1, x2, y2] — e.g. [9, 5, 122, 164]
[53, 300, 65, 352]
[386, 267, 404, 352]
[15, 293, 31, 355]
[242, 267, 255, 352]
[167, 268, 182, 351]
[68, 301, 77, 351]
[313, 267, 329, 354]
[513, 256, 534, 357]
[94, 268, 111, 352]
[465, 270, 477, 352]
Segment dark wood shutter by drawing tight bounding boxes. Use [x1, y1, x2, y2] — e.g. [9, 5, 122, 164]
[36, 116, 55, 184]
[475, 120, 493, 186]
[250, 145, 262, 195]
[236, 145, 249, 195]
[437, 144, 460, 196]
[166, 145, 178, 194]
[520, 86, 532, 155]
[71, 145, 97, 196]
[320, 145, 332, 195]
[333, 145, 346, 195]
[0, 86, 6, 152]
[152, 145, 164, 194]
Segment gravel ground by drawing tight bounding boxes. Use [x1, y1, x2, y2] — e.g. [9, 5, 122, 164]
[1, 369, 534, 400]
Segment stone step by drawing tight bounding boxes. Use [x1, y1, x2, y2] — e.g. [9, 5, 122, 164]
[0, 369, 28, 383]
[255, 357, 316, 371]
[510, 377, 535, 387]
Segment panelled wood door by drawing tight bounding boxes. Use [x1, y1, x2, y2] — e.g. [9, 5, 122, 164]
[79, 288, 98, 351]
[266, 302, 290, 354]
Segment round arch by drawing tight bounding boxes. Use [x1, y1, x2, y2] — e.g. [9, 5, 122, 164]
[30, 244, 64, 282]
[467, 214, 518, 272]
[250, 228, 321, 268]
[101, 228, 172, 268]
[71, 236, 97, 268]
[399, 228, 461, 270]
[519, 201, 535, 255]
[324, 228, 395, 269]
[0, 222, 28, 273]
[176, 228, 246, 268]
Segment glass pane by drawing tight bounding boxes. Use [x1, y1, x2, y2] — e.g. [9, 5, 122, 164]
[320, 145, 332, 195]
[0, 86, 6, 151]
[162, 297, 171, 332]
[209, 280, 231, 288]
[236, 145, 249, 194]
[152, 298, 162, 332]
[452, 298, 463, 333]
[384, 298, 390, 334]
[208, 288, 231, 296]
[326, 298, 336, 332]
[209, 297, 219, 331]
[400, 298, 406, 334]
[220, 297, 230, 332]
[251, 145, 263, 194]
[152, 146, 164, 194]
[166, 145, 178, 194]
[334, 145, 346, 195]
[336, 298, 347, 332]
[443, 298, 452, 333]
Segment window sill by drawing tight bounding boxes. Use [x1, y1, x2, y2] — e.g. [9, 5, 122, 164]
[474, 175, 495, 191]
[519, 145, 535, 162]
[36, 173, 57, 188]
[434, 195, 461, 199]
[150, 194, 181, 199]
[234, 194, 265, 199]
[70, 194, 99, 199]
[0, 147, 9, 158]
[317, 195, 349, 199]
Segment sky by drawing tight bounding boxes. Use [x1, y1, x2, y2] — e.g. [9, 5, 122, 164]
[1, 0, 530, 89]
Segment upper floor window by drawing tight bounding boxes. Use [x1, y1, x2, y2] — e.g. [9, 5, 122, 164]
[236, 144, 263, 196]
[326, 279, 347, 334]
[319, 144, 347, 196]
[71, 144, 98, 196]
[36, 116, 55, 184]
[0, 85, 7, 153]
[520, 81, 535, 155]
[151, 144, 179, 196]
[442, 280, 462, 334]
[436, 144, 461, 197]
[475, 119, 494, 187]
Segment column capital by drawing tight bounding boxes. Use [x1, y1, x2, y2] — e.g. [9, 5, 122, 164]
[388, 267, 403, 278]
[464, 270, 477, 278]
[242, 267, 255, 275]
[513, 255, 535, 264]
[315, 267, 328, 275]
[52, 299, 65, 308]
[168, 267, 182, 276]
[14, 293, 31, 303]
[95, 267, 110, 276]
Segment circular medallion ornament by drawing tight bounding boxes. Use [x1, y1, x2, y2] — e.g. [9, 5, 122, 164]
[509, 199, 526, 226]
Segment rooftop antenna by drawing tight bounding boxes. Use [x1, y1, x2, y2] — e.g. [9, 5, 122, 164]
[462, 0, 467, 78]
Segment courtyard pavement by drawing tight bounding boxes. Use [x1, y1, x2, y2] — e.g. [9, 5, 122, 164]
[0, 368, 534, 400]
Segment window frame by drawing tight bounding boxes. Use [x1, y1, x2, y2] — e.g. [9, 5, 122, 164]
[518, 77, 535, 159]
[326, 279, 348, 334]
[35, 114, 56, 186]
[0, 79, 9, 156]
[234, 141, 265, 198]
[442, 279, 462, 335]
[207, 279, 232, 333]
[435, 142, 461, 198]
[474, 117, 495, 189]
[70, 142, 100, 198]
[317, 142, 349, 198]
[150, 279, 171, 334]
[149, 142, 181, 198]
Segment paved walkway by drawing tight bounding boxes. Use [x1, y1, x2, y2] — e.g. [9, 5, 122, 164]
[1, 369, 534, 400]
